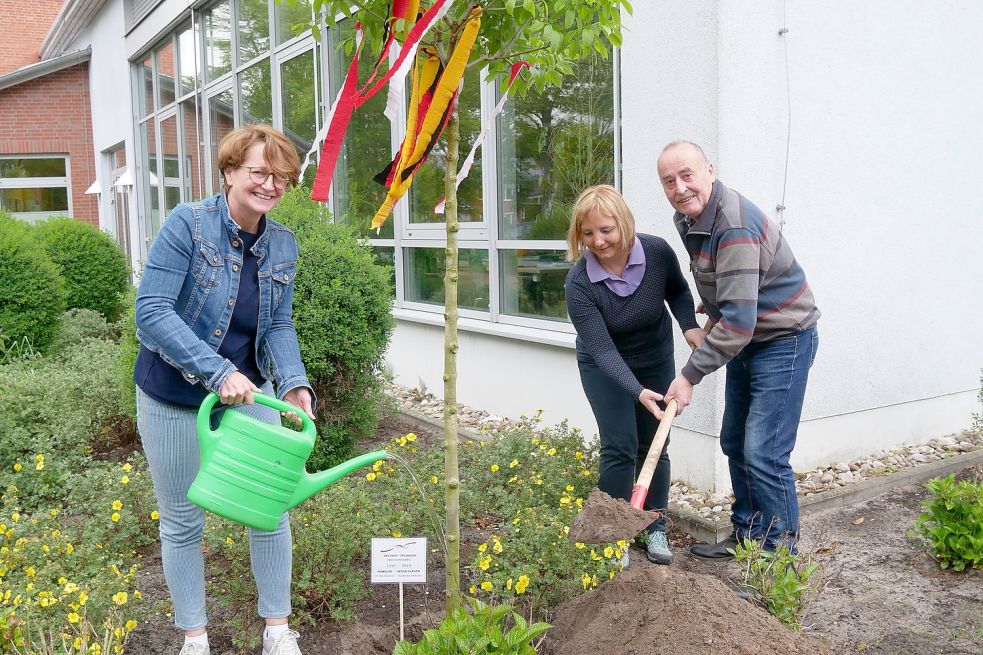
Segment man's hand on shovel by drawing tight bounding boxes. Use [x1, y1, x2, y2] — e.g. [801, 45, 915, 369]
[661, 374, 694, 419]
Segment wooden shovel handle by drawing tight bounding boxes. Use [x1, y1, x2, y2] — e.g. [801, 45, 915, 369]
[629, 399, 678, 510]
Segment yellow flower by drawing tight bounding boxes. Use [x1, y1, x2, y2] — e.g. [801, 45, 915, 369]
[225, 536, 234, 546]
[575, 542, 586, 549]
[111, 512, 120, 523]
[66, 543, 74, 554]
[603, 546, 614, 559]
[391, 530, 402, 537]
[35, 454, 44, 463]
[478, 556, 492, 571]
[509, 459, 518, 468]
[122, 463, 132, 472]
[469, 585, 476, 594]
[616, 539, 628, 548]
[36, 462, 45, 471]
[609, 571, 616, 579]
[575, 451, 584, 460]
[372, 460, 383, 472]
[515, 575, 530, 594]
[531, 438, 539, 445]
[547, 448, 557, 456]
[490, 464, 499, 472]
[26, 567, 36, 578]
[151, 511, 159, 520]
[126, 619, 138, 631]
[478, 543, 487, 553]
[576, 498, 584, 509]
[68, 612, 80, 623]
[74, 637, 83, 650]
[120, 475, 129, 484]
[506, 578, 513, 590]
[493, 541, 503, 554]
[405, 433, 417, 442]
[581, 573, 592, 590]
[365, 472, 377, 481]
[133, 590, 142, 599]
[112, 500, 123, 511]
[12, 463, 21, 472]
[50, 508, 59, 517]
[11, 512, 19, 523]
[79, 591, 89, 605]
[430, 475, 439, 484]
[112, 591, 128, 605]
[480, 581, 493, 591]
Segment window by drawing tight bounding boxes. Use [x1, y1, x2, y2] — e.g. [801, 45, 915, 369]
[0, 156, 71, 222]
[131, 0, 618, 335]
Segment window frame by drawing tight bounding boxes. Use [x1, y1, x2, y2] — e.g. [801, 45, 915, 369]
[0, 154, 72, 222]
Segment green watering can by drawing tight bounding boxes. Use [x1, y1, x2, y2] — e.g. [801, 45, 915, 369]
[187, 392, 387, 531]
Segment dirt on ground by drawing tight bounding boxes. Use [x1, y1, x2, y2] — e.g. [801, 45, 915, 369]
[567, 488, 664, 544]
[125, 416, 983, 655]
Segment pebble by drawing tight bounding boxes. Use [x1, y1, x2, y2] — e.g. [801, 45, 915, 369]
[385, 381, 983, 524]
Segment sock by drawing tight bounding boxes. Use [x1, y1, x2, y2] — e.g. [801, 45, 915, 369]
[184, 632, 208, 648]
[265, 623, 288, 642]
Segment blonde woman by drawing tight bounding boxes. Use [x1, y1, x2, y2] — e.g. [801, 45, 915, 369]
[563, 184, 704, 566]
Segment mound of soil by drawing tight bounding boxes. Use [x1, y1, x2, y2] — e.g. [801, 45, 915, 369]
[547, 566, 833, 655]
[568, 488, 663, 544]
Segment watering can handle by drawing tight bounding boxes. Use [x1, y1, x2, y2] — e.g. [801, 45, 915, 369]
[197, 392, 317, 440]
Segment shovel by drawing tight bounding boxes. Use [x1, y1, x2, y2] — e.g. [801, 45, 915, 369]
[629, 398, 678, 510]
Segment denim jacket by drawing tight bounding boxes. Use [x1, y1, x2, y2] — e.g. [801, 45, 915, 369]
[135, 194, 313, 405]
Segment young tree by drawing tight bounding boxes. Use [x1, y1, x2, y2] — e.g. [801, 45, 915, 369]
[306, 0, 630, 611]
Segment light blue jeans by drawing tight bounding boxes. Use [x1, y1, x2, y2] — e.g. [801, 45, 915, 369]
[137, 383, 292, 631]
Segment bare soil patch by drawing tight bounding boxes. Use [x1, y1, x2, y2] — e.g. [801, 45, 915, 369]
[125, 415, 982, 655]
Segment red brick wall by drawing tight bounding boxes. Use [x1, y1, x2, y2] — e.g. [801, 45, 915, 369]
[0, 63, 98, 225]
[0, 0, 66, 76]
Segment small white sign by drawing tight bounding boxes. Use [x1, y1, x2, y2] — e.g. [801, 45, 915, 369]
[371, 537, 428, 584]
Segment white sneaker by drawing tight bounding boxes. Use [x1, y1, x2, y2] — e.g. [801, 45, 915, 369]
[178, 642, 209, 655]
[263, 629, 302, 655]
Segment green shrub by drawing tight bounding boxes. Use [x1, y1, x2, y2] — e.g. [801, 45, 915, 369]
[0, 213, 66, 356]
[393, 597, 550, 655]
[914, 474, 983, 571]
[731, 538, 822, 630]
[272, 187, 394, 470]
[48, 308, 119, 355]
[33, 216, 131, 321]
[116, 288, 139, 419]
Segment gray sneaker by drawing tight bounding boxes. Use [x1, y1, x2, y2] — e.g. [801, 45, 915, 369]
[263, 629, 302, 655]
[645, 530, 673, 565]
[178, 642, 209, 655]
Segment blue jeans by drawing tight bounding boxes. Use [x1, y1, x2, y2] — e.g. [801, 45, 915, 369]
[720, 327, 818, 550]
[579, 356, 674, 533]
[137, 382, 293, 631]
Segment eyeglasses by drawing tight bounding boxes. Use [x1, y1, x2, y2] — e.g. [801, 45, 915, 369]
[236, 165, 292, 189]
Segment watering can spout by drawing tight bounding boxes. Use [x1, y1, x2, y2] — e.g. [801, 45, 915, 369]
[288, 450, 389, 510]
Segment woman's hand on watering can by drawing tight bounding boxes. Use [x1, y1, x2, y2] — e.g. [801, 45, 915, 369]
[281, 386, 315, 424]
[219, 371, 261, 405]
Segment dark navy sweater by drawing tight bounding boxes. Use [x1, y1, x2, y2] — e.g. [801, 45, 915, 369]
[564, 233, 699, 398]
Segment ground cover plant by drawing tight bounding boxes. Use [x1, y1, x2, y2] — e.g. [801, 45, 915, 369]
[912, 474, 983, 571]
[730, 538, 823, 630]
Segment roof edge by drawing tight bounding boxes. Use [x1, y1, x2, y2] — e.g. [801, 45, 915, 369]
[40, 0, 108, 60]
[0, 48, 92, 91]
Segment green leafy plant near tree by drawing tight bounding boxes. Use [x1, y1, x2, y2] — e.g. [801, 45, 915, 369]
[913, 474, 983, 571]
[32, 217, 132, 322]
[272, 186, 395, 470]
[730, 538, 822, 630]
[0, 211, 66, 358]
[393, 597, 550, 655]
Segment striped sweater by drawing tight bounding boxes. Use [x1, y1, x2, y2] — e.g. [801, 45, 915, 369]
[674, 180, 821, 384]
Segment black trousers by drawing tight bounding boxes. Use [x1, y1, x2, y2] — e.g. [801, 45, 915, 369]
[578, 356, 674, 532]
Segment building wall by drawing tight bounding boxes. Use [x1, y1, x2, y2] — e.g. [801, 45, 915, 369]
[390, 0, 983, 492]
[0, 63, 98, 225]
[0, 0, 65, 75]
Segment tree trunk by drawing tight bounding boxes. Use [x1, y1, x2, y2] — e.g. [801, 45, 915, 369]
[442, 94, 462, 612]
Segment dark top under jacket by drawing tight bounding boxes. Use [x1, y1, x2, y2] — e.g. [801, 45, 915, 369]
[135, 224, 265, 407]
[564, 233, 700, 399]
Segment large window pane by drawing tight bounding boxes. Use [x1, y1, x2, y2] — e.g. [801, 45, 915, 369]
[180, 97, 203, 200]
[238, 0, 270, 63]
[409, 72, 482, 224]
[157, 39, 177, 107]
[329, 24, 393, 239]
[141, 120, 161, 241]
[139, 53, 154, 117]
[498, 55, 614, 240]
[205, 2, 232, 82]
[404, 247, 489, 311]
[177, 24, 198, 96]
[239, 58, 272, 124]
[500, 250, 572, 321]
[0, 188, 68, 215]
[280, 51, 316, 156]
[277, 0, 312, 45]
[208, 89, 235, 194]
[0, 157, 66, 177]
[159, 115, 181, 216]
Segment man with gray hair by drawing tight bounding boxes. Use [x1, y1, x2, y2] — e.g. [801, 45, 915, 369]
[656, 141, 820, 558]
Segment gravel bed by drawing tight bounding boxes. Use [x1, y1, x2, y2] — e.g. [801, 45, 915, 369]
[386, 382, 983, 521]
